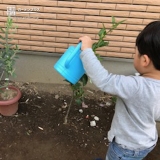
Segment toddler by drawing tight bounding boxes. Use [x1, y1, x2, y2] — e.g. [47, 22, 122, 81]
[79, 21, 160, 160]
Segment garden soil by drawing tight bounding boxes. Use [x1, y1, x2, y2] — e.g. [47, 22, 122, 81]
[0, 82, 160, 160]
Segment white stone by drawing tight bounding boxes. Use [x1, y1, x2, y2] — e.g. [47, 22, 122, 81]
[106, 102, 112, 106]
[55, 95, 59, 99]
[90, 120, 96, 127]
[94, 116, 99, 121]
[79, 109, 83, 113]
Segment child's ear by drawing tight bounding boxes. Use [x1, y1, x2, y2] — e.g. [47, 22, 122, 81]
[142, 54, 151, 67]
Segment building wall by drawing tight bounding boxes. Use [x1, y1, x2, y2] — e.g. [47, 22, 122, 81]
[14, 53, 136, 86]
[0, 0, 160, 58]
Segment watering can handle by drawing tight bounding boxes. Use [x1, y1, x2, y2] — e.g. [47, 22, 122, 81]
[65, 42, 82, 68]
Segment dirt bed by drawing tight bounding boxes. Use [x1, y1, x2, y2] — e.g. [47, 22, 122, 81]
[0, 82, 159, 160]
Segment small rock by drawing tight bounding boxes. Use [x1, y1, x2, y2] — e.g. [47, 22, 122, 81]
[38, 126, 43, 130]
[104, 137, 107, 140]
[82, 102, 88, 108]
[55, 95, 59, 99]
[94, 116, 99, 121]
[90, 120, 96, 127]
[25, 98, 29, 103]
[86, 115, 89, 119]
[58, 108, 62, 112]
[14, 114, 18, 117]
[79, 109, 83, 113]
[99, 103, 105, 107]
[106, 102, 112, 106]
[84, 143, 87, 147]
[62, 102, 67, 108]
[86, 90, 93, 94]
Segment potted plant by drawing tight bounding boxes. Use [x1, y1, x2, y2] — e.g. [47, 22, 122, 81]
[0, 16, 21, 116]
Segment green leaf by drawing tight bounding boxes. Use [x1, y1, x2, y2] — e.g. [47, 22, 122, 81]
[0, 28, 5, 33]
[92, 42, 98, 52]
[112, 16, 115, 24]
[0, 35, 5, 40]
[75, 99, 82, 105]
[117, 19, 126, 25]
[7, 44, 14, 48]
[95, 54, 103, 61]
[98, 27, 106, 38]
[80, 74, 88, 86]
[71, 82, 81, 90]
[111, 96, 117, 104]
[7, 17, 13, 26]
[12, 72, 17, 78]
[98, 41, 109, 48]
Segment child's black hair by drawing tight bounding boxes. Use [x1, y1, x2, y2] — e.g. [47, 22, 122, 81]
[136, 21, 160, 70]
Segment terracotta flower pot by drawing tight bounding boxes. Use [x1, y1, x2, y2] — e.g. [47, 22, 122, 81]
[0, 86, 22, 116]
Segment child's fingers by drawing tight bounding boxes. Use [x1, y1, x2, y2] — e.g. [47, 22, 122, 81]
[79, 36, 85, 42]
[79, 36, 91, 43]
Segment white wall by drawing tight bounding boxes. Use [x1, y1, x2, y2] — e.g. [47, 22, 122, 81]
[14, 52, 137, 89]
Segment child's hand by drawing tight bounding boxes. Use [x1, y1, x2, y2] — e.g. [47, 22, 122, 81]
[79, 36, 93, 51]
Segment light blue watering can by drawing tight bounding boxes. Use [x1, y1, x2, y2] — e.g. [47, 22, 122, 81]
[54, 42, 85, 84]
